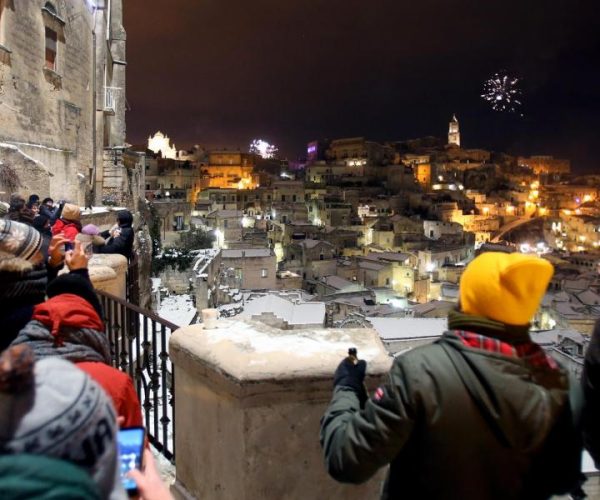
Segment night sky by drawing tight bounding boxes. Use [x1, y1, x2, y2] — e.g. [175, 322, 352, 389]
[124, 0, 600, 171]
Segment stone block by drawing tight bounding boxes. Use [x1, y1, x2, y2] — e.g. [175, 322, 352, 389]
[170, 319, 392, 500]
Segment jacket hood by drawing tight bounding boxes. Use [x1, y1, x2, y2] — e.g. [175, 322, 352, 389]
[117, 210, 133, 227]
[438, 333, 571, 452]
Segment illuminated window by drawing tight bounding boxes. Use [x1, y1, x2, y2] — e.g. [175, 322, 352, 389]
[261, 269, 268, 278]
[45, 26, 57, 70]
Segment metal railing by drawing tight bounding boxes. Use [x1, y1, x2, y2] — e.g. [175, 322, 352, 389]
[97, 289, 178, 463]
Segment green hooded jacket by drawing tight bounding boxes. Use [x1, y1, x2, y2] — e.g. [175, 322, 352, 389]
[320, 329, 583, 499]
[0, 453, 101, 499]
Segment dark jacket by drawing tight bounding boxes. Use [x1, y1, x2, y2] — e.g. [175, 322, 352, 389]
[321, 331, 582, 499]
[39, 202, 64, 225]
[12, 294, 143, 428]
[98, 222, 134, 258]
[582, 319, 600, 467]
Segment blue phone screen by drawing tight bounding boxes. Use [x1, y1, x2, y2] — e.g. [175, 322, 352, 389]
[118, 427, 145, 492]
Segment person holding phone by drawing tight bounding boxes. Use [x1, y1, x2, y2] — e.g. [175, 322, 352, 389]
[51, 203, 82, 242]
[320, 252, 584, 499]
[98, 209, 135, 259]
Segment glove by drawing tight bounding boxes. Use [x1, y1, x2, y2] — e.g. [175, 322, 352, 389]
[333, 357, 368, 407]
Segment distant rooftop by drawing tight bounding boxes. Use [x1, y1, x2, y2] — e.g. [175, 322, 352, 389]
[222, 248, 273, 259]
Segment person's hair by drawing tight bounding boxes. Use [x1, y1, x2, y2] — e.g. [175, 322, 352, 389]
[41, 197, 53, 205]
[28, 194, 40, 204]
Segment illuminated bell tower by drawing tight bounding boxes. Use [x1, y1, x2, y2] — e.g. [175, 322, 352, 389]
[448, 114, 460, 147]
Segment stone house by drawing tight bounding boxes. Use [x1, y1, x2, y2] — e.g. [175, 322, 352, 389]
[216, 248, 276, 290]
[204, 209, 243, 248]
[0, 0, 128, 205]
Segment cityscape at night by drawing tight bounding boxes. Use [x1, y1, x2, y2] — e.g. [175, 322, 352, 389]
[0, 0, 599, 498]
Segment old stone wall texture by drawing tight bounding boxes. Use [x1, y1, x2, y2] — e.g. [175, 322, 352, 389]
[0, 0, 127, 204]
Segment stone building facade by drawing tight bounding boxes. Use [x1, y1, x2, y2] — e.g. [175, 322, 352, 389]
[0, 0, 127, 205]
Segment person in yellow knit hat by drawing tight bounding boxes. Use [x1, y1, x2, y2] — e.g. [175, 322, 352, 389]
[320, 251, 584, 499]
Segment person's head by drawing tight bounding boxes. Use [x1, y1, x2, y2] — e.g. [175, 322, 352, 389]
[0, 345, 123, 499]
[8, 194, 25, 212]
[32, 214, 50, 233]
[28, 194, 40, 205]
[0, 219, 44, 267]
[61, 203, 81, 222]
[117, 209, 133, 227]
[41, 197, 54, 208]
[459, 252, 554, 326]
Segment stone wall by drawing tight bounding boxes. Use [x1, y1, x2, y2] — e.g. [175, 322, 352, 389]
[169, 319, 392, 500]
[158, 267, 193, 294]
[0, 0, 126, 204]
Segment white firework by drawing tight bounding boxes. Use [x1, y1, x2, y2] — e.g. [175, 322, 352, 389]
[481, 72, 523, 114]
[249, 139, 278, 159]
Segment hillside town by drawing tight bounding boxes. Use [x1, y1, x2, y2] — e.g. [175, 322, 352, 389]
[144, 118, 599, 378]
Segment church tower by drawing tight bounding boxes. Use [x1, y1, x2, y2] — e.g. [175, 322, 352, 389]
[448, 114, 460, 147]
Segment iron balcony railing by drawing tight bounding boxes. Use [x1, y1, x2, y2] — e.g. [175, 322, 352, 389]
[97, 289, 178, 463]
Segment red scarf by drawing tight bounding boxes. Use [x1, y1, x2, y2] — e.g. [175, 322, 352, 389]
[32, 294, 104, 346]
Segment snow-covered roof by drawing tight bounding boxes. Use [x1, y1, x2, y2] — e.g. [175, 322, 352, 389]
[358, 260, 388, 271]
[297, 239, 332, 249]
[158, 294, 196, 327]
[368, 317, 447, 340]
[222, 248, 273, 258]
[575, 289, 600, 306]
[321, 275, 361, 291]
[364, 251, 411, 263]
[240, 295, 326, 326]
[206, 209, 243, 218]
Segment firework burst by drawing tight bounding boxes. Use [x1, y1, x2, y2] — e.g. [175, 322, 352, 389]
[481, 72, 523, 114]
[249, 139, 278, 159]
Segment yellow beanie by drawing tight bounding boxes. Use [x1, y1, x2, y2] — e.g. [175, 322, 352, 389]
[459, 252, 554, 326]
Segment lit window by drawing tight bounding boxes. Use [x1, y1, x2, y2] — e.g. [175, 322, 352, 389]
[45, 26, 57, 70]
[261, 268, 268, 278]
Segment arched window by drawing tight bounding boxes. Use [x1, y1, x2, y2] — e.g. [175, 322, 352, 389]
[41, 1, 64, 74]
[44, 2, 57, 15]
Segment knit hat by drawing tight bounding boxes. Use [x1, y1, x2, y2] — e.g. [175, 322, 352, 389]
[0, 219, 42, 261]
[459, 252, 554, 326]
[78, 224, 106, 246]
[0, 201, 9, 217]
[0, 345, 123, 499]
[62, 203, 81, 222]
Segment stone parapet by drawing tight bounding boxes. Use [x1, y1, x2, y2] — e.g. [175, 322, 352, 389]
[88, 253, 128, 298]
[169, 319, 392, 500]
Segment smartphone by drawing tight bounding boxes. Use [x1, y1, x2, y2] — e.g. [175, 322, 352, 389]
[64, 241, 74, 251]
[117, 427, 145, 497]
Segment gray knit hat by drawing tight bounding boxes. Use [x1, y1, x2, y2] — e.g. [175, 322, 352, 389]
[0, 201, 9, 218]
[0, 346, 125, 499]
[0, 219, 42, 261]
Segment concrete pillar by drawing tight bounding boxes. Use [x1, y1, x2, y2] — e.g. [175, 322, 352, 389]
[169, 319, 392, 500]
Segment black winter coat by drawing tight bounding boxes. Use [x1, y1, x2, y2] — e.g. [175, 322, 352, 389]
[582, 319, 600, 467]
[98, 225, 134, 259]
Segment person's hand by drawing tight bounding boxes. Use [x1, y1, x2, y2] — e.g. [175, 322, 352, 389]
[333, 356, 368, 406]
[65, 240, 90, 271]
[127, 449, 173, 500]
[48, 233, 69, 267]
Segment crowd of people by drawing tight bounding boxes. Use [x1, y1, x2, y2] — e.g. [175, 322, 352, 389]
[0, 193, 171, 499]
